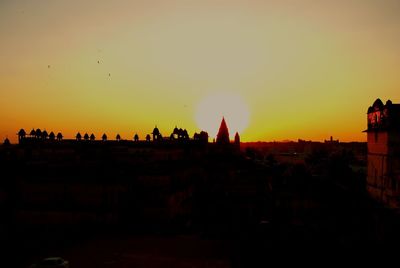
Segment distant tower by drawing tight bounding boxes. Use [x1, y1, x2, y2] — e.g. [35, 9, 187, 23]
[49, 132, 55, 141]
[234, 132, 240, 149]
[56, 132, 63, 141]
[3, 137, 10, 146]
[17, 128, 26, 143]
[152, 126, 161, 141]
[216, 117, 230, 144]
[76, 132, 82, 141]
[365, 98, 400, 208]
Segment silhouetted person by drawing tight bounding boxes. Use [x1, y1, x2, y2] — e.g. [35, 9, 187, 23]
[49, 131, 55, 141]
[146, 134, 151, 142]
[84, 133, 89, 141]
[102, 133, 107, 141]
[116, 134, 121, 141]
[90, 133, 95, 141]
[134, 134, 139, 142]
[18, 128, 26, 142]
[56, 132, 63, 141]
[216, 117, 230, 144]
[76, 132, 82, 141]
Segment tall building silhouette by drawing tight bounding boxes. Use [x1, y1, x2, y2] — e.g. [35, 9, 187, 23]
[216, 117, 230, 144]
[366, 98, 400, 208]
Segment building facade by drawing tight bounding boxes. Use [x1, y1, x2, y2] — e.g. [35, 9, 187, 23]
[366, 98, 400, 208]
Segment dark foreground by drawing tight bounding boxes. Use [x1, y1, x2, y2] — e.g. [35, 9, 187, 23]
[1, 141, 400, 266]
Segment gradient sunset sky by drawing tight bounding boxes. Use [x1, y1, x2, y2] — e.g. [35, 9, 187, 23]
[1, 0, 400, 143]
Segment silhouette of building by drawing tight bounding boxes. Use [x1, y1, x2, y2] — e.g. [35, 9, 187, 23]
[234, 132, 240, 149]
[42, 130, 48, 140]
[49, 132, 55, 141]
[56, 132, 63, 141]
[216, 117, 230, 145]
[3, 137, 10, 145]
[324, 136, 339, 144]
[366, 98, 400, 208]
[30, 129, 36, 138]
[18, 128, 26, 142]
[152, 126, 162, 141]
[35, 129, 42, 139]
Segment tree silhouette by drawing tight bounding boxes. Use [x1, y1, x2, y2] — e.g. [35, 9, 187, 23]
[116, 134, 121, 141]
[76, 132, 82, 141]
[134, 134, 139, 142]
[146, 134, 151, 142]
[56, 132, 63, 141]
[102, 133, 107, 141]
[90, 133, 95, 141]
[84, 133, 89, 141]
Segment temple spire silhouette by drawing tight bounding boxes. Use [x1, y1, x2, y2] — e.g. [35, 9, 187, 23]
[216, 117, 230, 144]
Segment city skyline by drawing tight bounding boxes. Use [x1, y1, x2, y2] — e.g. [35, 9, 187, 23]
[2, 0, 400, 143]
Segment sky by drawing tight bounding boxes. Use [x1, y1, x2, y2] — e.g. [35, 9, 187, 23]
[1, 0, 400, 143]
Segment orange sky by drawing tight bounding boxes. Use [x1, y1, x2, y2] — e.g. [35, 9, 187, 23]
[1, 0, 400, 143]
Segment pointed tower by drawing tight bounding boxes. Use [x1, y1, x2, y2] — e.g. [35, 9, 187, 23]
[216, 117, 230, 144]
[234, 132, 240, 148]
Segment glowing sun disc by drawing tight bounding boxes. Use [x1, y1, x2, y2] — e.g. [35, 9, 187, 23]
[195, 92, 250, 138]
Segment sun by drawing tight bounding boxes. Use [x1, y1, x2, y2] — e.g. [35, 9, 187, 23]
[195, 92, 250, 139]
